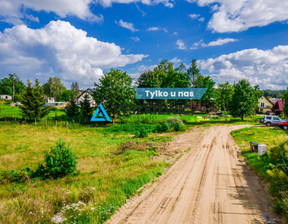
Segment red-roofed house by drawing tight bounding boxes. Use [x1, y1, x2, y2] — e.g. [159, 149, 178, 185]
[273, 99, 283, 115]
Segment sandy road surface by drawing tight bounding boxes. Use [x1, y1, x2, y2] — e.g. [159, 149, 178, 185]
[108, 125, 281, 224]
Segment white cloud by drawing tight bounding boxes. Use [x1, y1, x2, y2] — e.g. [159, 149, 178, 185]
[147, 26, 168, 32]
[131, 36, 140, 42]
[170, 57, 181, 63]
[188, 13, 205, 22]
[176, 39, 186, 50]
[0, 0, 103, 24]
[198, 17, 205, 22]
[189, 0, 288, 33]
[199, 45, 288, 89]
[191, 38, 238, 49]
[97, 0, 174, 8]
[188, 13, 200, 19]
[0, 20, 147, 86]
[116, 19, 138, 32]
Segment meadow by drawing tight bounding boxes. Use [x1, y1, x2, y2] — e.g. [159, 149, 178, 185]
[0, 101, 266, 223]
[0, 122, 175, 223]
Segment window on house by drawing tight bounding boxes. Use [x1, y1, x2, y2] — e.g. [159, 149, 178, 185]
[261, 103, 264, 107]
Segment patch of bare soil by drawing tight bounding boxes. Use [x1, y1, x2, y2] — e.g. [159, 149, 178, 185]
[107, 125, 283, 224]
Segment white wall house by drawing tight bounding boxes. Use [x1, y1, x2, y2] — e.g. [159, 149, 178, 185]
[0, 94, 12, 100]
[76, 89, 96, 107]
[44, 96, 55, 103]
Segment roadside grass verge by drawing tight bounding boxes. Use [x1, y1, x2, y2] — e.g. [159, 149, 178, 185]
[0, 122, 174, 223]
[231, 126, 288, 219]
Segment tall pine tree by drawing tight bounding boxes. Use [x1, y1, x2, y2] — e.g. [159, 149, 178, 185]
[80, 94, 93, 122]
[66, 97, 80, 120]
[20, 79, 50, 120]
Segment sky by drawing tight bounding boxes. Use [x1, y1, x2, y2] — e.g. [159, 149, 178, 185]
[0, 0, 288, 90]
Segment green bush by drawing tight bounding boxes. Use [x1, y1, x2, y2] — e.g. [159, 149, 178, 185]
[0, 168, 30, 184]
[173, 122, 181, 132]
[161, 122, 170, 132]
[166, 117, 184, 126]
[106, 123, 156, 134]
[156, 124, 162, 133]
[139, 128, 148, 138]
[135, 127, 149, 138]
[35, 138, 78, 179]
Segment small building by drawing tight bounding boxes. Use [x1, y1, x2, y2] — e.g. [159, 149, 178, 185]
[76, 89, 96, 107]
[0, 94, 12, 100]
[272, 98, 283, 115]
[44, 96, 55, 103]
[258, 96, 274, 113]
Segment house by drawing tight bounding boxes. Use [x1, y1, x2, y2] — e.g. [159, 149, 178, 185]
[258, 96, 274, 113]
[76, 89, 96, 107]
[44, 96, 55, 103]
[0, 94, 12, 100]
[271, 98, 283, 115]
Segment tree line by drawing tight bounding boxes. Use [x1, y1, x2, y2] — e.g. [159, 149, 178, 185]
[1, 59, 288, 121]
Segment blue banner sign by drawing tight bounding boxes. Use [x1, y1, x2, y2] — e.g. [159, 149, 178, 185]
[136, 88, 207, 100]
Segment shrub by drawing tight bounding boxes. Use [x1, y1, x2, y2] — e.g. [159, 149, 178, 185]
[166, 117, 184, 126]
[35, 138, 78, 179]
[106, 123, 156, 134]
[161, 122, 170, 132]
[156, 124, 162, 133]
[138, 128, 148, 138]
[173, 122, 181, 132]
[0, 168, 30, 184]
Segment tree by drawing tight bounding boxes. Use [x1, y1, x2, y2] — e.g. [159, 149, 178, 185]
[59, 89, 73, 101]
[94, 69, 134, 116]
[20, 79, 50, 120]
[187, 59, 201, 87]
[283, 88, 288, 117]
[166, 70, 191, 88]
[215, 82, 234, 111]
[71, 82, 80, 97]
[195, 75, 215, 112]
[175, 63, 186, 73]
[154, 59, 174, 73]
[0, 74, 25, 101]
[230, 80, 258, 120]
[137, 71, 162, 88]
[42, 77, 66, 101]
[66, 97, 80, 120]
[80, 94, 93, 122]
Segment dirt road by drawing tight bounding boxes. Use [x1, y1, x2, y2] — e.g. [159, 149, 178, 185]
[108, 125, 281, 224]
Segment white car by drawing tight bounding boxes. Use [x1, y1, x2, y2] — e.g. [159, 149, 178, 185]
[261, 115, 282, 127]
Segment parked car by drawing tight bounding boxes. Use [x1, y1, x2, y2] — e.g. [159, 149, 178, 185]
[279, 120, 288, 130]
[260, 115, 282, 127]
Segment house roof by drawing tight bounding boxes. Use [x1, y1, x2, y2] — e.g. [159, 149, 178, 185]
[77, 89, 94, 100]
[260, 95, 274, 106]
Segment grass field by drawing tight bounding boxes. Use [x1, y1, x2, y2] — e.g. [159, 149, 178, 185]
[0, 122, 175, 223]
[232, 126, 288, 218]
[0, 101, 66, 120]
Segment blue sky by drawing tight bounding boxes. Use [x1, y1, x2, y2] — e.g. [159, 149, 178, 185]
[0, 0, 288, 89]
